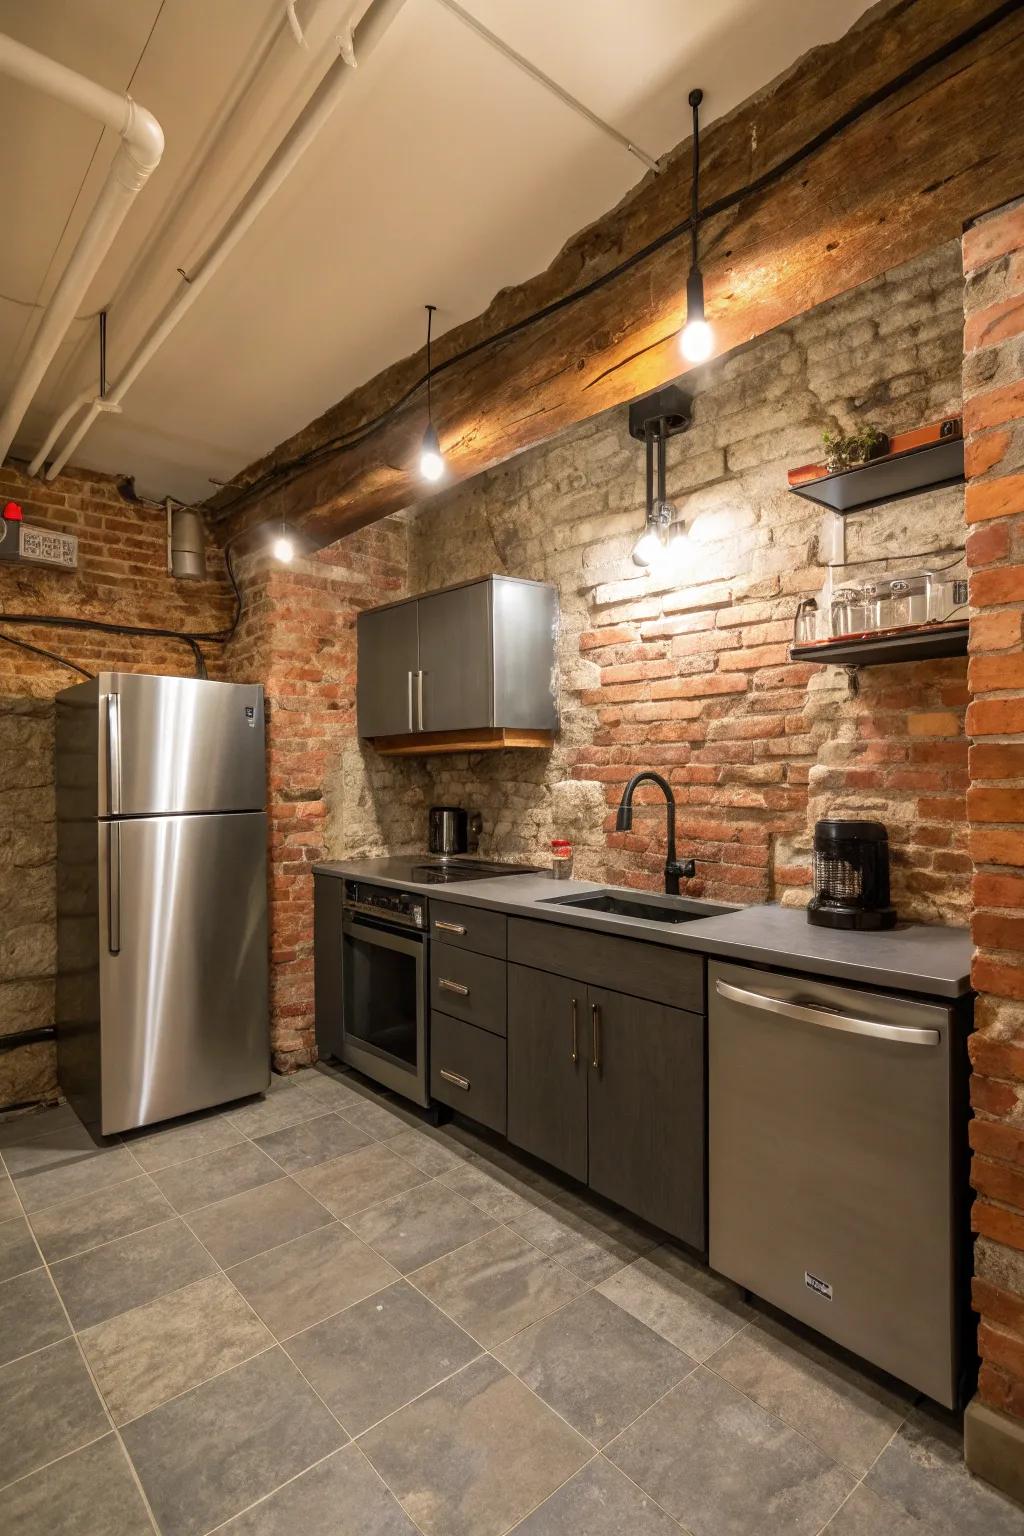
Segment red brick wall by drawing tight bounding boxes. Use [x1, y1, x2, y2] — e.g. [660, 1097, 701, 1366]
[963, 197, 1024, 1423]
[223, 522, 407, 1071]
[0, 462, 233, 1107]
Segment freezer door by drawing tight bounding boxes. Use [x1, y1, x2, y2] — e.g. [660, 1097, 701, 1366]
[98, 811, 269, 1132]
[709, 960, 957, 1406]
[98, 674, 265, 816]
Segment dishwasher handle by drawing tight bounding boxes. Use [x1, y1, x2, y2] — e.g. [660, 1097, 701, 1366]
[714, 977, 940, 1047]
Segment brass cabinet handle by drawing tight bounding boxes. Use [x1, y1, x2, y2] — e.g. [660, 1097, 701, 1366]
[591, 1001, 601, 1071]
[570, 996, 578, 1063]
[434, 920, 467, 936]
[439, 1068, 470, 1091]
[438, 978, 469, 996]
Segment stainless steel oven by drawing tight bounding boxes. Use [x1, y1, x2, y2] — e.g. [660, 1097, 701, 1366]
[341, 879, 429, 1106]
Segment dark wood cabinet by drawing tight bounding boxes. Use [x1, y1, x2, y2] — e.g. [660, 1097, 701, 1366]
[587, 986, 705, 1249]
[507, 964, 588, 1182]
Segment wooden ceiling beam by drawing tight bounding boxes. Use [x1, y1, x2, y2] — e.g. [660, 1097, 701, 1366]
[215, 0, 1024, 548]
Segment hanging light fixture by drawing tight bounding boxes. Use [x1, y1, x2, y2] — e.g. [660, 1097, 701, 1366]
[272, 521, 294, 562]
[628, 387, 691, 569]
[419, 303, 445, 483]
[679, 88, 714, 365]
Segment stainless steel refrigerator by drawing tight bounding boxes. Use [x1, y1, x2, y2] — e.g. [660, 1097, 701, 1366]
[55, 673, 270, 1134]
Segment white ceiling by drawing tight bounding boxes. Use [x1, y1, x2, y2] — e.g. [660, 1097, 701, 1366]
[0, 0, 872, 504]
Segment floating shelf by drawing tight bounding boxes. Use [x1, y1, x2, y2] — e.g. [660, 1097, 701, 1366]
[370, 727, 555, 757]
[789, 438, 965, 513]
[790, 622, 968, 668]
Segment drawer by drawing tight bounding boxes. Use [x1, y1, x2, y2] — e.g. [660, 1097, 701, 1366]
[430, 943, 507, 1036]
[508, 916, 703, 1015]
[430, 1012, 507, 1133]
[430, 900, 507, 959]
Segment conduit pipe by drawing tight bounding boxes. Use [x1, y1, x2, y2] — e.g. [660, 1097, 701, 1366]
[33, 0, 410, 482]
[0, 32, 164, 463]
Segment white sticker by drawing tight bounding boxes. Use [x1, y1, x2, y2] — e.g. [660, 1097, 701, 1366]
[804, 1270, 833, 1301]
[20, 523, 78, 569]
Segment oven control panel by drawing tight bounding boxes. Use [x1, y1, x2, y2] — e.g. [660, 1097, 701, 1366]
[343, 880, 425, 929]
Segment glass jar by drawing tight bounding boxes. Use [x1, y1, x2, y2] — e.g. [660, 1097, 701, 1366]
[860, 579, 894, 632]
[888, 571, 932, 629]
[551, 839, 574, 879]
[830, 585, 867, 638]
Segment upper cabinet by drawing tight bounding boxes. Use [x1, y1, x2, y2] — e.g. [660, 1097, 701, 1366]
[357, 576, 558, 755]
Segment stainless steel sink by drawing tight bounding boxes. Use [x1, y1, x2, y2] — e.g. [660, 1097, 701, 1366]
[541, 889, 737, 925]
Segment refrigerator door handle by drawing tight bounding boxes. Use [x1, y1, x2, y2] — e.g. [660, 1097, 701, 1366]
[107, 822, 121, 955]
[713, 978, 939, 1046]
[106, 692, 122, 815]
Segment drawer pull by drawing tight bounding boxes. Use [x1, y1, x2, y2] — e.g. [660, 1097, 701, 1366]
[439, 1068, 470, 1091]
[434, 920, 467, 936]
[438, 978, 469, 996]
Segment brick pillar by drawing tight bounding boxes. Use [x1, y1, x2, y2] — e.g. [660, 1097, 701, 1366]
[962, 196, 1024, 1499]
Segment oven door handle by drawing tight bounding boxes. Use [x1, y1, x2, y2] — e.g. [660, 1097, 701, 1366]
[342, 913, 425, 956]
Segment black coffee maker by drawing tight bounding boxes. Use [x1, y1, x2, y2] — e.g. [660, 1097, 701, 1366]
[807, 819, 897, 930]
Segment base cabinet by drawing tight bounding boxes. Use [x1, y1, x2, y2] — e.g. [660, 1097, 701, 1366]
[507, 963, 705, 1249]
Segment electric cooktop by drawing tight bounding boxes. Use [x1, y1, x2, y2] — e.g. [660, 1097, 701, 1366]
[405, 858, 541, 885]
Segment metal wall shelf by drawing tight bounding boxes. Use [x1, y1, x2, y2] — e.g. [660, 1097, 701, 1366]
[790, 622, 968, 668]
[788, 437, 965, 513]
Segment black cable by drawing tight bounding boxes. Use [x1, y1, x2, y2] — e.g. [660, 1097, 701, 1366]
[688, 89, 701, 271]
[209, 0, 1023, 521]
[0, 627, 94, 678]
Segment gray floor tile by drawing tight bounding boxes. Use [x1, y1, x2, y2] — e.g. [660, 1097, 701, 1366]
[295, 1143, 427, 1219]
[0, 1174, 18, 1220]
[285, 1279, 480, 1436]
[0, 1337, 109, 1487]
[360, 1353, 592, 1536]
[347, 1179, 497, 1274]
[597, 1243, 754, 1360]
[509, 1455, 681, 1536]
[123, 1112, 246, 1173]
[229, 1223, 398, 1339]
[823, 1482, 936, 1535]
[439, 1159, 542, 1225]
[0, 1213, 41, 1281]
[219, 1443, 419, 1535]
[389, 1126, 475, 1176]
[80, 1272, 273, 1424]
[0, 1101, 80, 1149]
[0, 1267, 70, 1363]
[339, 1097, 418, 1141]
[709, 1314, 911, 1475]
[294, 1069, 367, 1110]
[226, 1085, 327, 1138]
[30, 1175, 174, 1263]
[12, 1141, 139, 1214]
[187, 1176, 333, 1267]
[0, 1433, 154, 1535]
[606, 1367, 855, 1536]
[413, 1225, 589, 1347]
[121, 1347, 345, 1536]
[867, 1408, 1024, 1536]
[149, 1141, 281, 1215]
[51, 1217, 216, 1330]
[254, 1111, 373, 1173]
[508, 1190, 657, 1284]
[495, 1290, 694, 1447]
[2, 1117, 107, 1178]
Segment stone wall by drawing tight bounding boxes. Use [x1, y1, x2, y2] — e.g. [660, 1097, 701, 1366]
[343, 240, 969, 920]
[962, 197, 1024, 1441]
[0, 463, 233, 1108]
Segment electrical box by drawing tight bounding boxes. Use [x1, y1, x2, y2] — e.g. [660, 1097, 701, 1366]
[0, 503, 78, 570]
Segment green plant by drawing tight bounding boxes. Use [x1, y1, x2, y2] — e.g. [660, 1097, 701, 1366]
[821, 424, 887, 472]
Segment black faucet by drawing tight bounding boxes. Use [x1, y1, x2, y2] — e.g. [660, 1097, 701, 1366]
[615, 770, 696, 896]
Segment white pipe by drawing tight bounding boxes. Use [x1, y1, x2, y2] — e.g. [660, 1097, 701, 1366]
[39, 0, 409, 482]
[0, 33, 163, 463]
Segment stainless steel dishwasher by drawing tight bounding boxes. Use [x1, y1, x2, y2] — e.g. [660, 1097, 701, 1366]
[709, 959, 971, 1408]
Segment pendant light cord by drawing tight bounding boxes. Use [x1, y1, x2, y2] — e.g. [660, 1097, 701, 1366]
[425, 304, 436, 425]
[689, 89, 702, 270]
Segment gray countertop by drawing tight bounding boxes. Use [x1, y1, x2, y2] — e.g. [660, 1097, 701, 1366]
[314, 857, 973, 999]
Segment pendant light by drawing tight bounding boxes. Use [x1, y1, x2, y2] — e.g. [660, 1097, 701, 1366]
[272, 521, 294, 562]
[419, 303, 445, 483]
[679, 88, 714, 365]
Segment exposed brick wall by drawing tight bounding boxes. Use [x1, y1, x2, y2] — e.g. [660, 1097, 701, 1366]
[223, 521, 406, 1071]
[963, 197, 1024, 1423]
[350, 241, 969, 920]
[0, 463, 232, 1108]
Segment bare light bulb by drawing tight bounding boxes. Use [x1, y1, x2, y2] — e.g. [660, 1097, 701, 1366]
[680, 317, 713, 363]
[273, 531, 294, 562]
[419, 423, 445, 483]
[632, 526, 664, 568]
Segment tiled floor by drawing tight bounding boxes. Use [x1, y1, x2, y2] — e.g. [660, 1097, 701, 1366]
[1, 1066, 1022, 1536]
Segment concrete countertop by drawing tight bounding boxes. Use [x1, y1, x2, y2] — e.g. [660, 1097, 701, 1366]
[314, 857, 973, 999]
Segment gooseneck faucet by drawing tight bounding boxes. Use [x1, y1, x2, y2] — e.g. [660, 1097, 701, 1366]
[615, 770, 696, 896]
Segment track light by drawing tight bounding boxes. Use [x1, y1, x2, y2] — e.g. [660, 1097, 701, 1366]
[419, 303, 445, 483]
[679, 88, 714, 364]
[272, 522, 294, 562]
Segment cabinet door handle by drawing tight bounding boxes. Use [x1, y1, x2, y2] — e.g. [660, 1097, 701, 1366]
[407, 670, 414, 732]
[591, 1001, 601, 1071]
[439, 1068, 470, 1091]
[416, 669, 424, 731]
[438, 978, 469, 996]
[434, 920, 467, 936]
[570, 996, 578, 1063]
